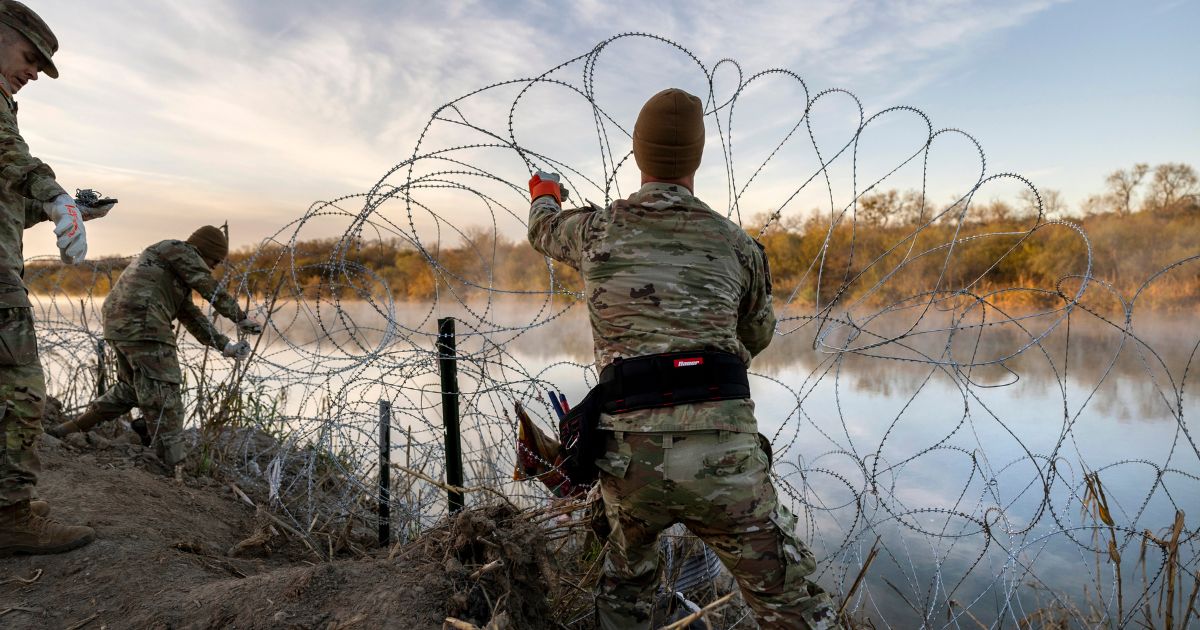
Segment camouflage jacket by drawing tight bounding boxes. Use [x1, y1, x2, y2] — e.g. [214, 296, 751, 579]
[103, 239, 246, 349]
[0, 93, 67, 308]
[528, 182, 775, 433]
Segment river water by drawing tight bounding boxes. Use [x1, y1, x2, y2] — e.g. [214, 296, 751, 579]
[32, 295, 1198, 626]
[500, 303, 1199, 626]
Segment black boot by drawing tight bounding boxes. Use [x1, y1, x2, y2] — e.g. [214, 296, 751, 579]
[130, 417, 152, 447]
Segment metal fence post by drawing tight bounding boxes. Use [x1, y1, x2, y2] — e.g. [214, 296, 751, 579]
[437, 317, 465, 513]
[95, 339, 107, 397]
[378, 399, 392, 546]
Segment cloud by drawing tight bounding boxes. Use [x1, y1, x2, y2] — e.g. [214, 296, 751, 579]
[17, 0, 1064, 257]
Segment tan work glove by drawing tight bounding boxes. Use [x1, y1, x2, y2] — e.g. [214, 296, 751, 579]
[237, 317, 264, 335]
[45, 193, 86, 264]
[222, 340, 252, 360]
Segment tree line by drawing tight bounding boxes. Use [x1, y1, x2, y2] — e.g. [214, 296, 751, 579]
[26, 162, 1199, 311]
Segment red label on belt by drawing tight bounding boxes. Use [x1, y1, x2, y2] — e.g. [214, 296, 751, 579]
[673, 357, 704, 368]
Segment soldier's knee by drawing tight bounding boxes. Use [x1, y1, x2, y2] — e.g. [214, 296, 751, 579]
[2, 421, 41, 452]
[0, 384, 45, 430]
[595, 545, 663, 630]
[94, 382, 137, 409]
[139, 384, 184, 431]
[733, 503, 844, 628]
[755, 597, 841, 630]
[594, 590, 655, 630]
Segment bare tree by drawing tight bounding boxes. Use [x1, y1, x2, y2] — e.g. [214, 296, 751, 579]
[976, 199, 1015, 223]
[857, 190, 901, 227]
[1018, 187, 1067, 219]
[856, 189, 930, 227]
[1042, 189, 1067, 218]
[748, 210, 786, 233]
[899, 190, 929, 225]
[1145, 162, 1199, 212]
[1104, 163, 1149, 216]
[1080, 194, 1109, 217]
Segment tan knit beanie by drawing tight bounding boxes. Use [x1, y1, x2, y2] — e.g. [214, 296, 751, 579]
[632, 88, 705, 179]
[186, 225, 228, 264]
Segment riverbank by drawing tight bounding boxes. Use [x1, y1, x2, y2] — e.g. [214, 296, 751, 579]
[0, 416, 563, 629]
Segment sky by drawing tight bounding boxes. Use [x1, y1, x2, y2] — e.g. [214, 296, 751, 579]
[17, 0, 1199, 258]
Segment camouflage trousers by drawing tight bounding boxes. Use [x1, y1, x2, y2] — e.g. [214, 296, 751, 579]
[594, 430, 841, 630]
[0, 308, 45, 508]
[89, 340, 187, 466]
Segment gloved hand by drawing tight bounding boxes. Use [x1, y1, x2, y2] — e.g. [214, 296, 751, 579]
[45, 193, 87, 264]
[237, 317, 263, 335]
[529, 171, 570, 204]
[75, 189, 118, 221]
[222, 340, 251, 360]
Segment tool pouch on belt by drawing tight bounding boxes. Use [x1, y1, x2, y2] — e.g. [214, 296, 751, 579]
[558, 350, 752, 486]
[558, 388, 604, 486]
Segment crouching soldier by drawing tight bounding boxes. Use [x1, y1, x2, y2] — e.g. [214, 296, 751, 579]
[527, 89, 841, 628]
[47, 226, 263, 468]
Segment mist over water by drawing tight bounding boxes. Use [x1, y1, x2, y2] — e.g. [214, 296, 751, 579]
[443, 300, 1200, 624]
[33, 295, 1198, 624]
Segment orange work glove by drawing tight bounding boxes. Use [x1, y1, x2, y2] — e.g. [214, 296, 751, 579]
[528, 170, 570, 204]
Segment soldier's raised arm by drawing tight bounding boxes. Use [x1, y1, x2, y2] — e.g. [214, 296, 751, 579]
[160, 231, 245, 324]
[526, 171, 595, 270]
[737, 238, 776, 357]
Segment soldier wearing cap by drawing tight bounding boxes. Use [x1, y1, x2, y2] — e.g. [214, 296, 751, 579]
[0, 0, 117, 556]
[48, 227, 264, 468]
[527, 89, 841, 628]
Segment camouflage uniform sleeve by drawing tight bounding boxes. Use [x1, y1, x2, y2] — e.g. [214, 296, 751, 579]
[527, 196, 594, 269]
[161, 241, 246, 323]
[0, 99, 68, 202]
[178, 299, 231, 350]
[21, 197, 47, 228]
[737, 238, 776, 357]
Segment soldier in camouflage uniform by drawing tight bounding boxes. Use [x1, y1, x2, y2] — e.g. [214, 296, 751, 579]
[48, 226, 263, 468]
[0, 0, 116, 556]
[527, 89, 840, 629]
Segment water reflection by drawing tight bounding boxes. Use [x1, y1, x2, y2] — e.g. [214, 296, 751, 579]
[31, 295, 1198, 626]
[500, 300, 1199, 626]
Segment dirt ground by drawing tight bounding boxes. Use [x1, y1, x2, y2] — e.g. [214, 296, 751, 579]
[0, 426, 559, 630]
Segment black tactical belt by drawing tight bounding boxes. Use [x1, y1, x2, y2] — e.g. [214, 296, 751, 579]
[598, 350, 751, 413]
[558, 350, 751, 485]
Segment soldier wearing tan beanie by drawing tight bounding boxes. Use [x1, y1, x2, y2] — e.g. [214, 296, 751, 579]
[527, 89, 840, 629]
[47, 229, 265, 471]
[632, 87, 706, 185]
[186, 225, 230, 268]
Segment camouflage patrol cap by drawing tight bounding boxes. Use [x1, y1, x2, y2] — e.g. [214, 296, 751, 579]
[632, 88, 705, 179]
[186, 226, 228, 265]
[0, 0, 59, 79]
